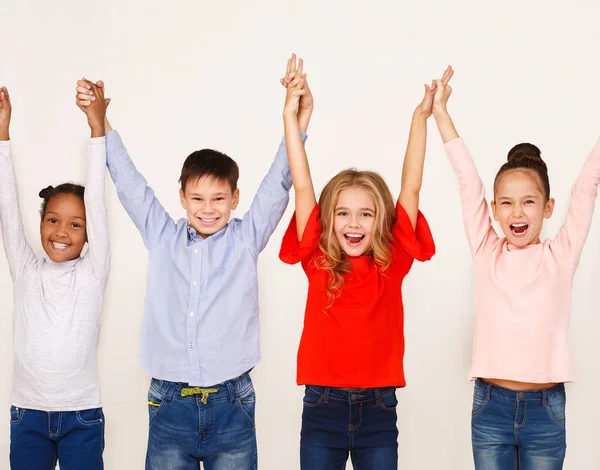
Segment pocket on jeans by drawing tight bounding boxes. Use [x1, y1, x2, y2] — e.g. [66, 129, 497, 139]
[471, 385, 489, 417]
[9, 406, 25, 425]
[236, 382, 256, 429]
[147, 382, 167, 427]
[303, 386, 324, 408]
[545, 389, 566, 425]
[76, 408, 104, 426]
[377, 389, 398, 411]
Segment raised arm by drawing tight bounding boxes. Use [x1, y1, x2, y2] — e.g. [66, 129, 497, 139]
[399, 67, 453, 228]
[282, 55, 316, 240]
[76, 79, 176, 250]
[0, 87, 36, 279]
[238, 55, 311, 251]
[432, 70, 497, 257]
[552, 139, 600, 267]
[79, 80, 110, 280]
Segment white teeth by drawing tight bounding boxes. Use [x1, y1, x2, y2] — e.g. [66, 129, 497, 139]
[346, 234, 363, 238]
[512, 223, 527, 227]
[52, 242, 68, 250]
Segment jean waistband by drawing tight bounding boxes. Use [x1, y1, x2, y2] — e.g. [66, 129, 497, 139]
[475, 378, 565, 401]
[307, 385, 396, 403]
[150, 370, 253, 404]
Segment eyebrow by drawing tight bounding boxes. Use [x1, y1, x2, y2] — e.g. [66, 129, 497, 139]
[45, 211, 86, 221]
[188, 192, 228, 197]
[497, 195, 540, 200]
[335, 207, 375, 212]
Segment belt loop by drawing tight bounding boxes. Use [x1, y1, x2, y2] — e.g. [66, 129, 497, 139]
[485, 381, 492, 401]
[375, 388, 382, 405]
[165, 382, 177, 403]
[226, 381, 236, 403]
[323, 387, 330, 404]
[542, 389, 548, 406]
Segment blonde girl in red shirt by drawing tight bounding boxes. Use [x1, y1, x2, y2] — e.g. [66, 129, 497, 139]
[279, 56, 449, 470]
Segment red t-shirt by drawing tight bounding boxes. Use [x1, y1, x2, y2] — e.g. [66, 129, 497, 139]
[279, 202, 435, 388]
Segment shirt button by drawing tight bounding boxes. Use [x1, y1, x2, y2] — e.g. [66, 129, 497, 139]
[192, 281, 198, 286]
[189, 312, 194, 317]
[193, 249, 198, 254]
[189, 343, 194, 349]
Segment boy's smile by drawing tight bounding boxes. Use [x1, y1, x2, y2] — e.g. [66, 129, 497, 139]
[180, 176, 239, 238]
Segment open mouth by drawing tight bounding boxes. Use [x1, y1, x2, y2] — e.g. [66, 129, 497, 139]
[510, 223, 529, 237]
[50, 241, 70, 251]
[198, 217, 220, 227]
[344, 233, 365, 247]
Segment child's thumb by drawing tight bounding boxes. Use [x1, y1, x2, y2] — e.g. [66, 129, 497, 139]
[105, 98, 111, 108]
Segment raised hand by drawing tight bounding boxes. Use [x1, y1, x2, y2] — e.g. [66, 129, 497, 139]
[432, 66, 454, 115]
[75, 78, 110, 113]
[83, 81, 108, 137]
[283, 55, 306, 117]
[0, 86, 12, 140]
[281, 53, 313, 111]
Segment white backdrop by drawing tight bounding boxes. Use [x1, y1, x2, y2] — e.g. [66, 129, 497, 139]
[1, 0, 600, 468]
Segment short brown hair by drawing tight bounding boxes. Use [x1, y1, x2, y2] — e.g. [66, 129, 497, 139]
[179, 149, 239, 192]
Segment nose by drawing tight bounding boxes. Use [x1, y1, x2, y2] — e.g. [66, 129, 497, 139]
[349, 214, 360, 227]
[512, 204, 524, 218]
[201, 199, 214, 213]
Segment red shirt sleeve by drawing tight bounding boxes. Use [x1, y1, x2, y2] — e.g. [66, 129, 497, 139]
[279, 204, 322, 265]
[392, 202, 435, 262]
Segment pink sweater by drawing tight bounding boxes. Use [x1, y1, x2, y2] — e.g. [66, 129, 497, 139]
[445, 137, 600, 383]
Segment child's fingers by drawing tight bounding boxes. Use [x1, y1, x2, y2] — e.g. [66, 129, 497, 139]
[296, 58, 303, 77]
[292, 89, 306, 97]
[78, 79, 92, 90]
[77, 91, 94, 103]
[290, 53, 297, 75]
[286, 57, 291, 76]
[77, 81, 94, 95]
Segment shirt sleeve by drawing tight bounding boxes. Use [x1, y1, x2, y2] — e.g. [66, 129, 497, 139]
[551, 138, 600, 268]
[279, 203, 321, 268]
[106, 130, 177, 250]
[82, 137, 110, 282]
[239, 133, 307, 252]
[445, 137, 498, 259]
[0, 140, 37, 280]
[392, 202, 435, 262]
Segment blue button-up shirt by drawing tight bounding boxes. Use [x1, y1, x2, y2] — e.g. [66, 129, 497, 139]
[106, 130, 306, 386]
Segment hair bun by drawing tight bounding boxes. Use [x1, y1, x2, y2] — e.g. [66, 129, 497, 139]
[39, 185, 54, 199]
[507, 143, 546, 168]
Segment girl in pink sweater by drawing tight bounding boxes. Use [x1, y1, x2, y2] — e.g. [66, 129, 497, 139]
[433, 69, 600, 469]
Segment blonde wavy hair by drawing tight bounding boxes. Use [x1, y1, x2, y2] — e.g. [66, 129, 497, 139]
[317, 169, 397, 306]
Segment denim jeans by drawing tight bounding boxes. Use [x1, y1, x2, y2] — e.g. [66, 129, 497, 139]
[9, 406, 105, 470]
[145, 371, 257, 470]
[472, 379, 566, 469]
[300, 385, 399, 470]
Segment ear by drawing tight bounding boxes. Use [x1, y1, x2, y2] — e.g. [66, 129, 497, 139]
[231, 189, 240, 210]
[490, 200, 499, 221]
[179, 188, 187, 209]
[543, 198, 555, 219]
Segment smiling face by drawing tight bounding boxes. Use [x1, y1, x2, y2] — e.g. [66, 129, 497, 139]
[179, 175, 239, 238]
[333, 186, 376, 257]
[40, 193, 87, 262]
[492, 169, 555, 248]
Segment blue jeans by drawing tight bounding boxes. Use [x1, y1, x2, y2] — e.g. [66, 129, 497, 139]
[145, 371, 257, 470]
[300, 385, 398, 470]
[9, 406, 105, 470]
[472, 379, 567, 469]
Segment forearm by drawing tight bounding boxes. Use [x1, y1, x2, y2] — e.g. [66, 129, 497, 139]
[283, 110, 316, 239]
[398, 111, 428, 227]
[297, 107, 313, 134]
[433, 109, 459, 143]
[0, 127, 8, 141]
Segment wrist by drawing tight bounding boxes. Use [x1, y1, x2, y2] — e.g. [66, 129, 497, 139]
[283, 108, 298, 119]
[432, 105, 449, 117]
[90, 124, 106, 138]
[413, 108, 429, 120]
